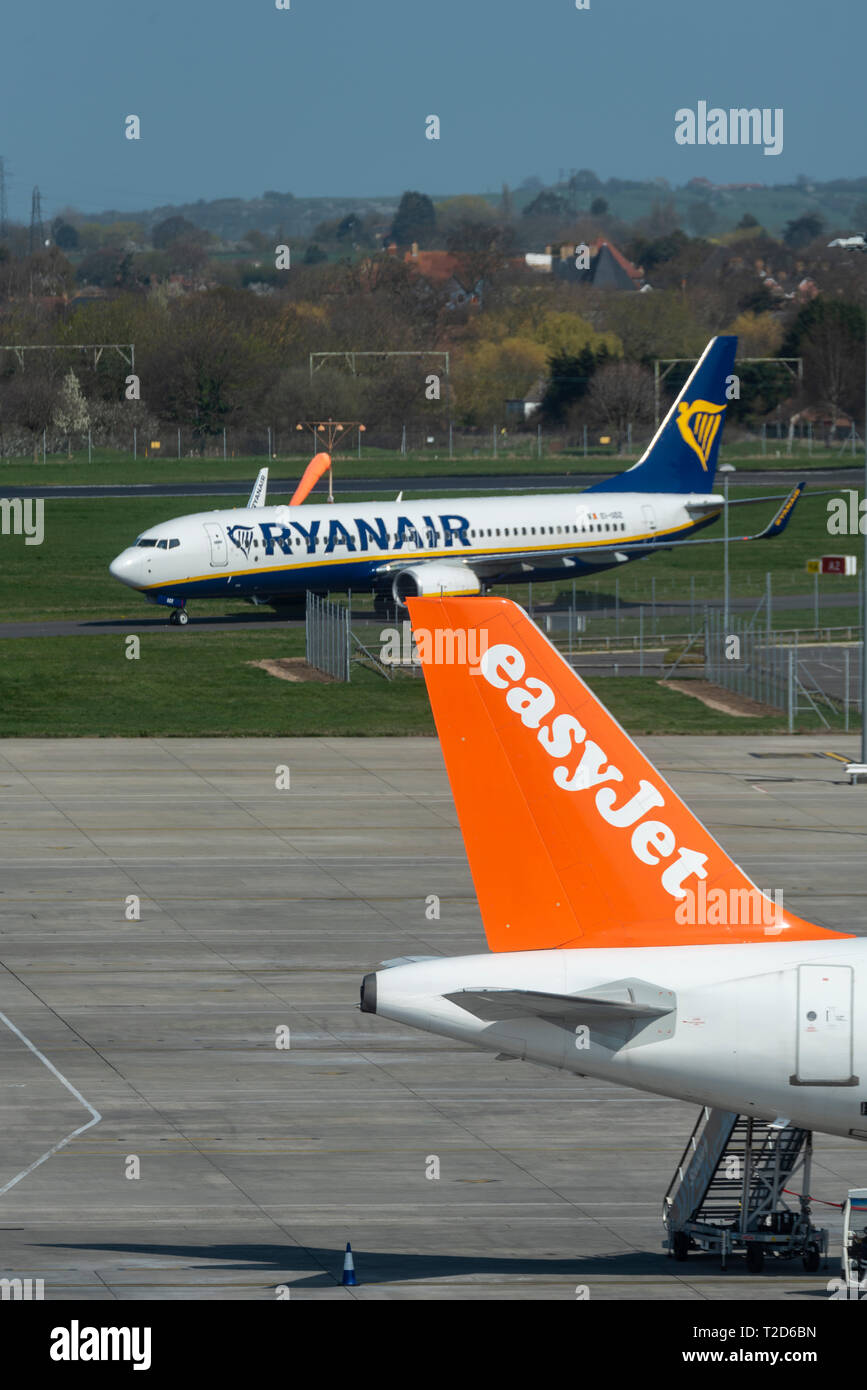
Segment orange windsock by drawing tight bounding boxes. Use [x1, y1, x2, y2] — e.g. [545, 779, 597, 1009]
[290, 452, 331, 505]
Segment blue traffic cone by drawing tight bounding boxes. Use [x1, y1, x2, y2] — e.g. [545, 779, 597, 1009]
[342, 1241, 358, 1286]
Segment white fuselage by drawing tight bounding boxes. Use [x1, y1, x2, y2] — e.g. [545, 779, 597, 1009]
[369, 940, 867, 1141]
[108, 490, 720, 605]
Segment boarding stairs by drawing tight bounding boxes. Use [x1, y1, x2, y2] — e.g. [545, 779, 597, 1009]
[662, 1107, 827, 1271]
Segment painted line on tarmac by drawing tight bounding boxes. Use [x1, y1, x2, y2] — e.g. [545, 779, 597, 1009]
[0, 1007, 101, 1196]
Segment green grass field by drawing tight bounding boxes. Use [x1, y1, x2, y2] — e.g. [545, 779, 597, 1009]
[0, 439, 857, 487]
[0, 632, 835, 738]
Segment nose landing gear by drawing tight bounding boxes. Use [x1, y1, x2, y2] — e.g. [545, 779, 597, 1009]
[169, 609, 189, 626]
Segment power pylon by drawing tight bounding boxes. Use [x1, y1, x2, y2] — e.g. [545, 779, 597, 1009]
[29, 186, 44, 254]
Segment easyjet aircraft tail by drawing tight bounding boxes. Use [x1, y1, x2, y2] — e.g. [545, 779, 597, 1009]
[585, 334, 737, 495]
[407, 595, 849, 952]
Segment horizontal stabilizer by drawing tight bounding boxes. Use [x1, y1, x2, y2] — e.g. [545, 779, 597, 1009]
[446, 977, 675, 1026]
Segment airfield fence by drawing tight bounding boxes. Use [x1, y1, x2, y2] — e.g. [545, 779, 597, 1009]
[307, 589, 863, 730]
[5, 421, 860, 464]
[305, 592, 351, 681]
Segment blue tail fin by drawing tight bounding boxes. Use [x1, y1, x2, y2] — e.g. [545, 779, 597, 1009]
[586, 335, 737, 494]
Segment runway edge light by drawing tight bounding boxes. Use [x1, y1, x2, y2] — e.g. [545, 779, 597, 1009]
[342, 1242, 358, 1287]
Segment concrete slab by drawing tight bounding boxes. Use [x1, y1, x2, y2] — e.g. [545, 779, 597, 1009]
[0, 735, 866, 1300]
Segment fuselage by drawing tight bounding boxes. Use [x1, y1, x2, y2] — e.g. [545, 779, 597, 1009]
[108, 490, 722, 606]
[365, 939, 867, 1141]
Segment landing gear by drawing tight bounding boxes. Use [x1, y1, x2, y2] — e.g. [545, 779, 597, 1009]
[169, 609, 189, 626]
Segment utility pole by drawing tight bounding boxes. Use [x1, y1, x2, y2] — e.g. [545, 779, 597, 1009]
[29, 186, 44, 254]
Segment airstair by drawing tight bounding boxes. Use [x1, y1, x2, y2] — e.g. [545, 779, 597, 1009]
[662, 1106, 828, 1271]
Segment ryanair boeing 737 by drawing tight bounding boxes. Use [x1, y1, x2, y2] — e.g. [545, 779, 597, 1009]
[109, 336, 802, 624]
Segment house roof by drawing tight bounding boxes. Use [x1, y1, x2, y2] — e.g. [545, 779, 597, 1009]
[552, 238, 644, 290]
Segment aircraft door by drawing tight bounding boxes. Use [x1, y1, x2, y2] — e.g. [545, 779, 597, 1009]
[641, 503, 657, 533]
[203, 522, 228, 567]
[792, 964, 857, 1085]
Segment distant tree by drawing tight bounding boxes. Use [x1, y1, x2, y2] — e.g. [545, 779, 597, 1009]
[686, 201, 716, 237]
[783, 296, 865, 426]
[587, 361, 655, 450]
[641, 198, 681, 238]
[783, 212, 825, 249]
[336, 213, 363, 241]
[444, 219, 513, 292]
[52, 220, 79, 251]
[625, 229, 690, 272]
[390, 191, 436, 247]
[523, 191, 567, 218]
[2, 371, 60, 462]
[456, 336, 548, 427]
[152, 215, 204, 250]
[53, 369, 90, 457]
[726, 310, 783, 359]
[737, 212, 760, 230]
[303, 243, 328, 265]
[436, 195, 498, 235]
[604, 290, 707, 362]
[77, 247, 138, 288]
[571, 169, 602, 191]
[241, 229, 269, 252]
[539, 344, 613, 425]
[590, 196, 609, 217]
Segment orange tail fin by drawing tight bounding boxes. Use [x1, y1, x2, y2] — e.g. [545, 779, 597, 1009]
[407, 596, 848, 951]
[290, 452, 331, 506]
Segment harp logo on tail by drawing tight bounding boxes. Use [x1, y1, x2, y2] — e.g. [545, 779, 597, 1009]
[676, 399, 726, 470]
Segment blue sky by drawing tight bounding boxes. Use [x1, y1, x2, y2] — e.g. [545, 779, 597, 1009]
[1, 0, 863, 221]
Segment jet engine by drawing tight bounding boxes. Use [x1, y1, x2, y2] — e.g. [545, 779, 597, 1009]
[392, 563, 482, 606]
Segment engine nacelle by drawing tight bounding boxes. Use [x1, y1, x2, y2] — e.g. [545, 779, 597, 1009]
[392, 563, 482, 606]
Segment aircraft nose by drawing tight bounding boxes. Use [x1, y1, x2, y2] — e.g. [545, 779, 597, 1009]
[109, 550, 142, 587]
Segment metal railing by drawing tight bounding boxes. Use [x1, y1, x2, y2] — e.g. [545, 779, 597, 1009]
[305, 592, 351, 681]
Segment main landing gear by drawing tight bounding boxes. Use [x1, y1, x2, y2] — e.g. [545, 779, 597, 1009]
[169, 609, 189, 626]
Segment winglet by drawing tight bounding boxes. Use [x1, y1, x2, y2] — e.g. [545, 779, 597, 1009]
[754, 481, 804, 539]
[247, 467, 269, 509]
[407, 595, 849, 952]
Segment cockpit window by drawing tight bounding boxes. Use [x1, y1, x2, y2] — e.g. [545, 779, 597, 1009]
[136, 538, 158, 547]
[157, 539, 168, 549]
[169, 539, 180, 549]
